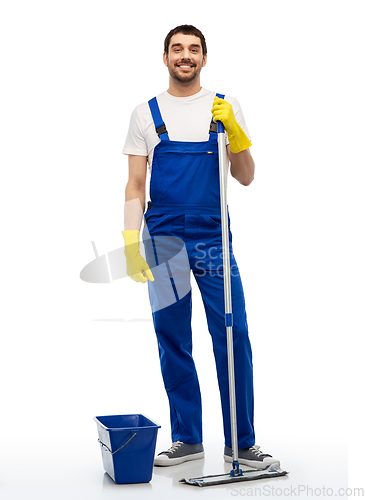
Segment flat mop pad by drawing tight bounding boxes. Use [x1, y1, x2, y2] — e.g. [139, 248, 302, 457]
[180, 463, 288, 487]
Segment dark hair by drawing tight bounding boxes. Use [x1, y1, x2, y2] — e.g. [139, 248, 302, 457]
[164, 25, 207, 56]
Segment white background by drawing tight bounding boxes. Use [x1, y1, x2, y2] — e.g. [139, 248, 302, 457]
[1, 1, 364, 498]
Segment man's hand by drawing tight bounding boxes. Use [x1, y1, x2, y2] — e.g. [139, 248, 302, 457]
[122, 230, 154, 283]
[211, 96, 252, 153]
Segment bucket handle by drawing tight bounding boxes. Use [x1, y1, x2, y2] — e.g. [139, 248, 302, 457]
[98, 431, 137, 455]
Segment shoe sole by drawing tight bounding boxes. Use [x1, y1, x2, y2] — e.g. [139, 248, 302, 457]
[154, 451, 205, 467]
[223, 454, 280, 470]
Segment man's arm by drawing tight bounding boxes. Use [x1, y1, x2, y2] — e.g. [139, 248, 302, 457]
[228, 145, 255, 186]
[122, 154, 154, 283]
[124, 155, 148, 230]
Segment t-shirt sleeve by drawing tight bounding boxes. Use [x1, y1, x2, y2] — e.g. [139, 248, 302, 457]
[122, 106, 148, 156]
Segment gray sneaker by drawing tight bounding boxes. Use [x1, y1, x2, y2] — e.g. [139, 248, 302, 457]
[154, 441, 204, 466]
[224, 444, 280, 469]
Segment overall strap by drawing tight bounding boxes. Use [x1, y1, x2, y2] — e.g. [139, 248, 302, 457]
[209, 92, 225, 140]
[148, 97, 170, 141]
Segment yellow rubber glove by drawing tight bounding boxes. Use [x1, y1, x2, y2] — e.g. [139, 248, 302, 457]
[211, 96, 252, 153]
[122, 230, 154, 283]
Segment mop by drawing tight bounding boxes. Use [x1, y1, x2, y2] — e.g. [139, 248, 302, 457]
[180, 120, 289, 487]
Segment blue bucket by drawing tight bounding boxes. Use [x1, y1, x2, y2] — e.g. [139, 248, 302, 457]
[94, 414, 160, 484]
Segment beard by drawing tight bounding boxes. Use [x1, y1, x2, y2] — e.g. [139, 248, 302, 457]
[167, 59, 202, 84]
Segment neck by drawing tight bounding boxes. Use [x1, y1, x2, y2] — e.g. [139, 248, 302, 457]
[167, 77, 202, 97]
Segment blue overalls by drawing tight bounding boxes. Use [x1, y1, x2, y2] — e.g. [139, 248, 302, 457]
[141, 93, 255, 449]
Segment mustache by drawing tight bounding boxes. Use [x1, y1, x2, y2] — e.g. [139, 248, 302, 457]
[175, 60, 196, 67]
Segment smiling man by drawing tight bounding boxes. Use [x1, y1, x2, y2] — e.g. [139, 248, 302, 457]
[122, 25, 279, 470]
[164, 37, 206, 85]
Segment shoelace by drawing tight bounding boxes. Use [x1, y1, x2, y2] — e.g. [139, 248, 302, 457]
[164, 441, 184, 454]
[248, 445, 271, 457]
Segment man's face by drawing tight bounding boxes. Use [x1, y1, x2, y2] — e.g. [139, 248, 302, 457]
[163, 33, 207, 84]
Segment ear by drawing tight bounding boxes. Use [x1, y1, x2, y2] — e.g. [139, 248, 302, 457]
[202, 54, 207, 68]
[163, 52, 168, 67]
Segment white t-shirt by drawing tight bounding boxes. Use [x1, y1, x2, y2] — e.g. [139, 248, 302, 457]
[122, 87, 251, 172]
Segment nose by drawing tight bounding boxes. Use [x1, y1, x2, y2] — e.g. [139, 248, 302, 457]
[181, 48, 191, 60]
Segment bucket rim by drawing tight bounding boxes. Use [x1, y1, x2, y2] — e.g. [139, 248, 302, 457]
[93, 413, 161, 431]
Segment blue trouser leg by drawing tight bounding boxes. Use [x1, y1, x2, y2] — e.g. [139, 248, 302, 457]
[151, 289, 203, 444]
[143, 219, 203, 444]
[143, 213, 255, 448]
[193, 267, 255, 449]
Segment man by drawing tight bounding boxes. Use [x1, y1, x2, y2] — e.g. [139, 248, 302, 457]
[122, 25, 279, 469]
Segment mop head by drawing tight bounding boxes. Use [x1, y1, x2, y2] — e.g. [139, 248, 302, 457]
[180, 463, 289, 487]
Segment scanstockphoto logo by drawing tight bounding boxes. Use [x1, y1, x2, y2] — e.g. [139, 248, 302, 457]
[80, 227, 236, 313]
[79, 232, 190, 314]
[230, 485, 365, 497]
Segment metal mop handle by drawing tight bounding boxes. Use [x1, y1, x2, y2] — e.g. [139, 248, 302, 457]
[217, 121, 241, 475]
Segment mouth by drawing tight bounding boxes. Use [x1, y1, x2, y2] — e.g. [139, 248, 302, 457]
[176, 64, 195, 71]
